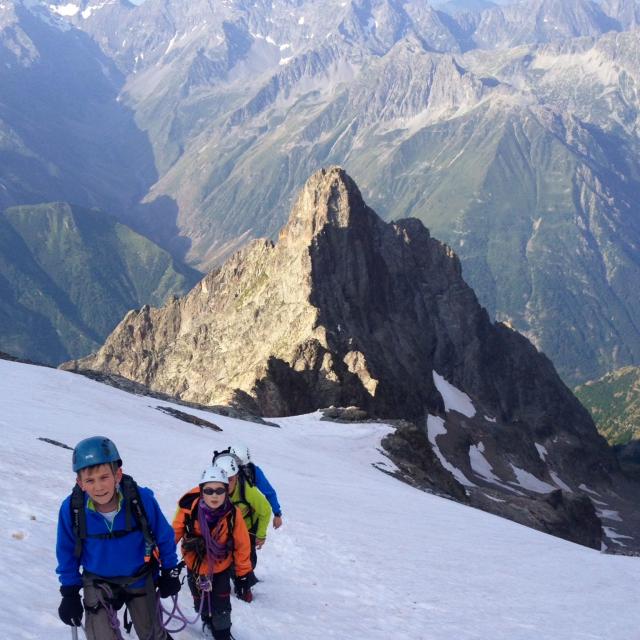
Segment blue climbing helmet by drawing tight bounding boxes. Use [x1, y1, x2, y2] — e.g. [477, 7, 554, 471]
[72, 436, 122, 472]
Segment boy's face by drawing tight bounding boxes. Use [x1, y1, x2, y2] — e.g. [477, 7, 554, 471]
[201, 481, 227, 509]
[228, 474, 238, 493]
[77, 464, 122, 507]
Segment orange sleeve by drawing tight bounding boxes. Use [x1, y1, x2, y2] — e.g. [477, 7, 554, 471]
[232, 506, 252, 577]
[172, 505, 186, 544]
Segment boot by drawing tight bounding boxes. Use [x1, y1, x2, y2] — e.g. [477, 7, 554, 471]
[202, 617, 215, 639]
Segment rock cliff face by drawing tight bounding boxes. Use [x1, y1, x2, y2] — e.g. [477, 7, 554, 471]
[64, 167, 640, 550]
[64, 168, 551, 419]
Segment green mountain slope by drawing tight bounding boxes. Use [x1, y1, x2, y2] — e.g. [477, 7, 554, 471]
[360, 103, 640, 385]
[0, 202, 201, 364]
[575, 366, 640, 445]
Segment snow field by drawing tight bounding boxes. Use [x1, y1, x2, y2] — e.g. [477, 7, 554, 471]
[0, 360, 638, 639]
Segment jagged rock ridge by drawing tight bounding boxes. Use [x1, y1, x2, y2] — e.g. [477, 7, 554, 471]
[64, 167, 640, 550]
[64, 167, 572, 421]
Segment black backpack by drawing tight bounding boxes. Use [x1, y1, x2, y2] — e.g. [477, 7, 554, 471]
[70, 474, 157, 563]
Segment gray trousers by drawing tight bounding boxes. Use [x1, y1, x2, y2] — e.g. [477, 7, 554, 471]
[82, 574, 168, 640]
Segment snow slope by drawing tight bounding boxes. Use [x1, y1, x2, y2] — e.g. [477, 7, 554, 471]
[0, 359, 639, 639]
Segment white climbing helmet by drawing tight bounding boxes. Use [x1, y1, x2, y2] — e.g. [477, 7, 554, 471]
[229, 443, 251, 466]
[199, 465, 229, 486]
[212, 453, 239, 478]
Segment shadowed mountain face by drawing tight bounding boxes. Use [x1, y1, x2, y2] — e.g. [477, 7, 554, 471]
[0, 203, 200, 364]
[63, 167, 640, 551]
[0, 2, 159, 224]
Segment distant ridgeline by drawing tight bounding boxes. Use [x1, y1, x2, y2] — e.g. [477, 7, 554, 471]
[0, 203, 201, 365]
[63, 167, 640, 553]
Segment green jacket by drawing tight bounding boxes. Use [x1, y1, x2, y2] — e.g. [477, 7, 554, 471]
[230, 478, 272, 540]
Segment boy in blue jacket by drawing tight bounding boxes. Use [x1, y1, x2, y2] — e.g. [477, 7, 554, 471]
[228, 443, 283, 530]
[56, 436, 181, 639]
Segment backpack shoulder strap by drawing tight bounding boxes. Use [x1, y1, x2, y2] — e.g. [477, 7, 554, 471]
[70, 485, 86, 559]
[70, 474, 157, 561]
[237, 475, 255, 518]
[226, 507, 236, 554]
[179, 490, 200, 511]
[179, 491, 200, 538]
[244, 463, 256, 487]
[120, 474, 158, 564]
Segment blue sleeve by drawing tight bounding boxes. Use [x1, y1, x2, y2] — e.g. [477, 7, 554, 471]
[255, 466, 281, 515]
[55, 496, 82, 587]
[141, 488, 179, 570]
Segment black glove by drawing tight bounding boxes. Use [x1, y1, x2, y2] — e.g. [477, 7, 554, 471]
[58, 585, 83, 626]
[234, 572, 257, 602]
[182, 536, 206, 558]
[158, 566, 182, 598]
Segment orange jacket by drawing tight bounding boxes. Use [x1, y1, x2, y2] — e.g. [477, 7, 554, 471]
[173, 488, 252, 577]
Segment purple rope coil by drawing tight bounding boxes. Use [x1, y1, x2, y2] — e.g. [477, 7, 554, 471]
[198, 498, 233, 567]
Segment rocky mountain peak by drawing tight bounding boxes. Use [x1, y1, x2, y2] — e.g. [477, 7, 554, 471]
[278, 166, 373, 246]
[61, 167, 640, 549]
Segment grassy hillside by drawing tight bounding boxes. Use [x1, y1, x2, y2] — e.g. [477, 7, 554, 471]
[575, 366, 640, 444]
[0, 202, 201, 364]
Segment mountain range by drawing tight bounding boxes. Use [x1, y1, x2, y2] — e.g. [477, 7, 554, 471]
[2, 0, 640, 383]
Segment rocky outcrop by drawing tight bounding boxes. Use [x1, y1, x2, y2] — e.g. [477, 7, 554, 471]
[63, 166, 640, 550]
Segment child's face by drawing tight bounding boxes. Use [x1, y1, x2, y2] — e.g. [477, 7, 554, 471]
[77, 464, 122, 508]
[228, 474, 238, 493]
[201, 482, 227, 509]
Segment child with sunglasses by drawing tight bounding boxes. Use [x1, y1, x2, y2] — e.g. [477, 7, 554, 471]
[173, 465, 257, 640]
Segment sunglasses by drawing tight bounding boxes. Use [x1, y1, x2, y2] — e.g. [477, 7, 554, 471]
[202, 487, 227, 496]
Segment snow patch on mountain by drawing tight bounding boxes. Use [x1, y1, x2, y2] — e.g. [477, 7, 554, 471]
[535, 443, 548, 461]
[427, 414, 475, 486]
[603, 526, 633, 547]
[597, 508, 623, 522]
[433, 371, 476, 417]
[469, 442, 500, 482]
[509, 464, 556, 493]
[550, 470, 573, 492]
[49, 2, 79, 16]
[164, 32, 178, 55]
[579, 483, 601, 496]
[469, 443, 525, 494]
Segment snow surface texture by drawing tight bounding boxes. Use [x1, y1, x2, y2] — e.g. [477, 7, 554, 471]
[1, 360, 639, 639]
